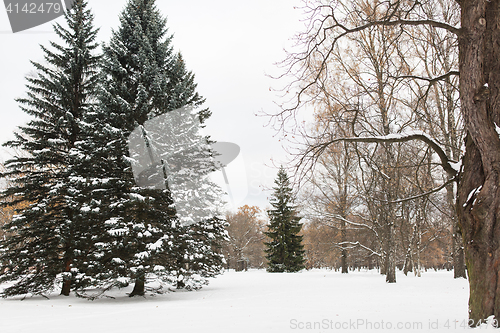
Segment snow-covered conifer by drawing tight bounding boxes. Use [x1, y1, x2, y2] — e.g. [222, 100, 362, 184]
[265, 167, 305, 272]
[0, 0, 100, 297]
[82, 0, 225, 296]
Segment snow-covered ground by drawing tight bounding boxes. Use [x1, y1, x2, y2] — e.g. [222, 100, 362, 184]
[0, 269, 472, 332]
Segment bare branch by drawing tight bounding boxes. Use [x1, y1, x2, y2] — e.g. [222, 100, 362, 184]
[369, 176, 457, 204]
[328, 213, 379, 238]
[391, 70, 460, 83]
[307, 131, 457, 177]
[366, 18, 460, 35]
[336, 241, 382, 257]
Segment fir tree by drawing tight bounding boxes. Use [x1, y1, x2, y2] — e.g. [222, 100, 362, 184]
[164, 216, 228, 290]
[81, 0, 224, 296]
[265, 167, 305, 273]
[0, 0, 100, 297]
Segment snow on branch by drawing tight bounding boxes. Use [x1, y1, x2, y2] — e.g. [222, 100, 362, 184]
[312, 131, 458, 177]
[336, 241, 382, 257]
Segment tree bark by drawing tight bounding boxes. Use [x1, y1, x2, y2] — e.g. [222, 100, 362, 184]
[458, 0, 500, 323]
[61, 280, 71, 297]
[403, 245, 413, 276]
[447, 181, 467, 279]
[453, 219, 467, 279]
[129, 276, 145, 297]
[385, 221, 396, 283]
[414, 216, 422, 278]
[340, 181, 349, 274]
[341, 218, 348, 274]
[60, 258, 71, 296]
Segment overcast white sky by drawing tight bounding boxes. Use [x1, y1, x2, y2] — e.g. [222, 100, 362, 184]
[0, 0, 306, 211]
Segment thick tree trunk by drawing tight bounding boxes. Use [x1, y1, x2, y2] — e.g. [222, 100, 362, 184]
[129, 276, 145, 297]
[61, 280, 71, 297]
[403, 245, 413, 276]
[458, 0, 500, 323]
[379, 254, 386, 275]
[60, 259, 71, 296]
[457, 135, 499, 323]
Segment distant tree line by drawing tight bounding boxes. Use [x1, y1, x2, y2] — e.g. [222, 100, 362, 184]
[224, 202, 452, 274]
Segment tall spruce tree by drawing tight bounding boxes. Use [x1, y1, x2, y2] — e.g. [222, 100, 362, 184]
[265, 167, 305, 273]
[80, 0, 224, 296]
[126, 105, 227, 290]
[0, 0, 100, 297]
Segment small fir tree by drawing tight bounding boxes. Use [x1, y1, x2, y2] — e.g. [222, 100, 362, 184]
[265, 167, 305, 272]
[0, 0, 100, 297]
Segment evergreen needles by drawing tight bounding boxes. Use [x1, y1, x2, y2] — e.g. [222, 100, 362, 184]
[0, 0, 226, 298]
[265, 166, 305, 273]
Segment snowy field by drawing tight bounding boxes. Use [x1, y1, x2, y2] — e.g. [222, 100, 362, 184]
[0, 269, 473, 333]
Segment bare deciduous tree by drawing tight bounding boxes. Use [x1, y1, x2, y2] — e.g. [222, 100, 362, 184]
[301, 142, 361, 273]
[273, 0, 500, 322]
[223, 205, 266, 270]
